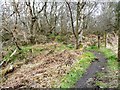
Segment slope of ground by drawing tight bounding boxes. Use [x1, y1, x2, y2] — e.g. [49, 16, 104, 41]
[0, 42, 84, 88]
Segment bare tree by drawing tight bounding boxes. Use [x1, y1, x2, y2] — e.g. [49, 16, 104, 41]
[25, 0, 46, 44]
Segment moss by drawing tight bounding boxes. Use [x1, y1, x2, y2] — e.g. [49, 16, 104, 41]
[96, 81, 108, 88]
[86, 46, 98, 51]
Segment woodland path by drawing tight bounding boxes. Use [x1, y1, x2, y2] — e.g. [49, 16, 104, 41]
[75, 51, 107, 88]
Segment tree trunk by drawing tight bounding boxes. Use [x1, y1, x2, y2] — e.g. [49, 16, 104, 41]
[98, 34, 100, 49]
[118, 29, 120, 61]
[14, 6, 21, 50]
[75, 2, 80, 49]
[76, 39, 79, 49]
[76, 2, 85, 49]
[29, 17, 36, 44]
[104, 31, 107, 47]
[66, 2, 77, 40]
[117, 1, 120, 61]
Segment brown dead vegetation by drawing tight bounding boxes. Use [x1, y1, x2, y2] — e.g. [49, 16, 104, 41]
[0, 44, 82, 88]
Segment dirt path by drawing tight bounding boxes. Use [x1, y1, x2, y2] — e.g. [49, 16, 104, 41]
[75, 51, 107, 88]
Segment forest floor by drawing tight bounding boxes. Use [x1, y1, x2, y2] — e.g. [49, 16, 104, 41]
[0, 42, 85, 88]
[0, 42, 119, 88]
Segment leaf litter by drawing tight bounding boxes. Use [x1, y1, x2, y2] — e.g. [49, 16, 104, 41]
[0, 42, 83, 88]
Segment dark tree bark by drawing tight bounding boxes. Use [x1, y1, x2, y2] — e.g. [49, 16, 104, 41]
[98, 34, 100, 49]
[66, 2, 77, 39]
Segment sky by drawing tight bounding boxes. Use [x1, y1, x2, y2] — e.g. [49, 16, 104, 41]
[0, 0, 120, 3]
[0, 0, 119, 9]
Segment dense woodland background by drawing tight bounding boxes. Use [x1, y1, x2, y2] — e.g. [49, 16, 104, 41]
[0, 0, 120, 88]
[0, 0, 120, 55]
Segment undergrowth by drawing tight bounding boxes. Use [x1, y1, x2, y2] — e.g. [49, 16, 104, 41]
[2, 43, 75, 64]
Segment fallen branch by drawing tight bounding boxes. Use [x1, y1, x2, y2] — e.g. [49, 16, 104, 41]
[10, 48, 17, 58]
[0, 48, 17, 67]
[0, 60, 5, 67]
